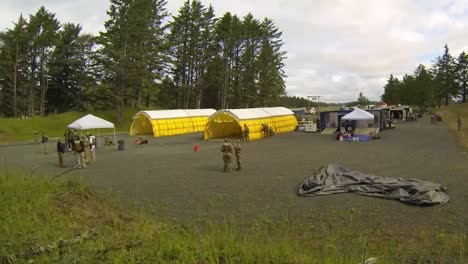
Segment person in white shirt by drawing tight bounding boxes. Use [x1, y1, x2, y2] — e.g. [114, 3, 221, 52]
[88, 133, 96, 163]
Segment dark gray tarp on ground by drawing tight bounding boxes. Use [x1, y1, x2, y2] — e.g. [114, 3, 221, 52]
[297, 164, 449, 206]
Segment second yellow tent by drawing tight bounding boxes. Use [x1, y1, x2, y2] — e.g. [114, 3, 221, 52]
[204, 107, 298, 140]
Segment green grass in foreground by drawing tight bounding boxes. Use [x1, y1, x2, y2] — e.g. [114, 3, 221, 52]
[438, 103, 468, 149]
[0, 170, 466, 263]
[0, 108, 139, 143]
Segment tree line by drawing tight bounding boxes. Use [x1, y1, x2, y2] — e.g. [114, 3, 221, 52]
[382, 45, 467, 108]
[0, 0, 288, 124]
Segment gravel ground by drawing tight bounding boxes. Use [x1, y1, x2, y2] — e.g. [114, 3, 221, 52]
[1, 116, 467, 234]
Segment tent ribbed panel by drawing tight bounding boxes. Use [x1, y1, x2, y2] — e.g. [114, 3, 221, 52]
[204, 107, 297, 140]
[129, 109, 216, 137]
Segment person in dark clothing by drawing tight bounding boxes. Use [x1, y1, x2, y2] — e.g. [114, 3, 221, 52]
[41, 132, 49, 154]
[65, 129, 72, 151]
[57, 139, 66, 168]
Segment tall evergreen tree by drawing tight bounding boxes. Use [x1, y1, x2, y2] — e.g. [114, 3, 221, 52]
[214, 12, 243, 109]
[0, 15, 30, 117]
[195, 5, 217, 108]
[357, 92, 370, 106]
[256, 18, 286, 106]
[239, 13, 261, 107]
[399, 74, 416, 105]
[455, 51, 468, 103]
[126, 0, 168, 108]
[413, 64, 434, 107]
[27, 6, 60, 116]
[167, 0, 192, 108]
[96, 0, 131, 125]
[47, 23, 95, 113]
[431, 44, 457, 107]
[381, 74, 401, 104]
[1, 2, 289, 116]
[97, 0, 167, 125]
[167, 0, 216, 109]
[202, 55, 224, 108]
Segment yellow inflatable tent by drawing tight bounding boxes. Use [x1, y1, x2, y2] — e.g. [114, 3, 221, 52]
[130, 109, 216, 137]
[204, 107, 298, 140]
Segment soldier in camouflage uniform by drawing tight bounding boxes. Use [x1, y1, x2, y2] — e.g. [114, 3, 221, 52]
[220, 138, 234, 172]
[243, 124, 250, 142]
[83, 134, 90, 164]
[73, 135, 86, 168]
[234, 140, 242, 171]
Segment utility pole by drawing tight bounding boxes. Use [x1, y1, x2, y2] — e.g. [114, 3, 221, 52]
[307, 96, 320, 110]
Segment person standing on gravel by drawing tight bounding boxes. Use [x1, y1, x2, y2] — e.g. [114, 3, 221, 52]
[41, 132, 49, 154]
[234, 140, 242, 171]
[220, 139, 234, 172]
[457, 116, 462, 132]
[83, 134, 90, 164]
[88, 133, 96, 163]
[73, 135, 86, 168]
[56, 139, 66, 168]
[243, 124, 250, 142]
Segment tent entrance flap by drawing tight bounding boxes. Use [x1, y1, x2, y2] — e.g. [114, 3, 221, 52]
[206, 113, 242, 139]
[131, 115, 154, 135]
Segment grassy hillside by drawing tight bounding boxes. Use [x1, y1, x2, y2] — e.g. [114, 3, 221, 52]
[0, 108, 139, 143]
[0, 170, 466, 263]
[438, 103, 468, 149]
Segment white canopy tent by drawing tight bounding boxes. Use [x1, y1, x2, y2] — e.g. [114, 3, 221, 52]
[341, 108, 375, 120]
[67, 114, 117, 149]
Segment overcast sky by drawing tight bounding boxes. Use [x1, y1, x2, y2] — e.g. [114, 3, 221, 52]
[2, 0, 468, 102]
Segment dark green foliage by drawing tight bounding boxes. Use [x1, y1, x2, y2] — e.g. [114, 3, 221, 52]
[257, 18, 286, 107]
[0, 15, 30, 117]
[27, 6, 60, 117]
[357, 92, 370, 106]
[382, 74, 401, 104]
[432, 45, 458, 106]
[167, 2, 287, 109]
[278, 96, 310, 108]
[382, 44, 466, 107]
[96, 0, 168, 124]
[0, 2, 288, 119]
[455, 51, 468, 103]
[47, 24, 94, 113]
